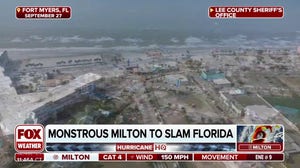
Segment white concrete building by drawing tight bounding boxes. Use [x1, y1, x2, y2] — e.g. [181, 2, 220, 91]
[213, 78, 231, 88]
[0, 68, 101, 135]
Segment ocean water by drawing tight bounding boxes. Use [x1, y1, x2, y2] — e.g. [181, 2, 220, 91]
[0, 29, 299, 49]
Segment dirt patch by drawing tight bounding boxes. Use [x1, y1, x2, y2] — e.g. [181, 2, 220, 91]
[279, 76, 300, 93]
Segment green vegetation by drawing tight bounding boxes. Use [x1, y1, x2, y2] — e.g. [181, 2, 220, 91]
[264, 96, 300, 127]
[54, 99, 119, 124]
[45, 96, 142, 125]
[264, 96, 300, 110]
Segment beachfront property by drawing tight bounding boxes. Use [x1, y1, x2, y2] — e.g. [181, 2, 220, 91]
[33, 73, 100, 124]
[0, 51, 101, 134]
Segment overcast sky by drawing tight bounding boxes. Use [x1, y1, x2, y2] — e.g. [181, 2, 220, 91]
[0, 0, 299, 35]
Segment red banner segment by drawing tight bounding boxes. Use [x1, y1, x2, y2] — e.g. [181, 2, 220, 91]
[16, 6, 71, 19]
[209, 6, 284, 19]
[194, 153, 284, 161]
[237, 143, 283, 152]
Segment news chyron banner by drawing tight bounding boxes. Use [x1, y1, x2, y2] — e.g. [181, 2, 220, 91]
[14, 124, 284, 162]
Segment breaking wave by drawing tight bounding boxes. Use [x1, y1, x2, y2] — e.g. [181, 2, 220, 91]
[7, 34, 298, 51]
[170, 37, 179, 43]
[122, 38, 143, 43]
[184, 37, 203, 44]
[10, 36, 115, 44]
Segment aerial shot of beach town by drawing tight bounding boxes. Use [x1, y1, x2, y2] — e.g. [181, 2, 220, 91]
[1, 0, 300, 168]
